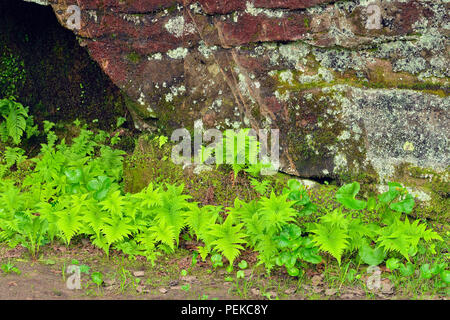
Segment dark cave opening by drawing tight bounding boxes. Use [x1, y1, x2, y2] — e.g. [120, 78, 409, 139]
[0, 0, 131, 131]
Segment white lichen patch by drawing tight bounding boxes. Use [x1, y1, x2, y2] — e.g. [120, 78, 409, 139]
[210, 99, 223, 112]
[279, 42, 310, 68]
[274, 90, 290, 102]
[279, 70, 294, 84]
[164, 16, 196, 38]
[87, 10, 98, 23]
[337, 130, 351, 141]
[198, 41, 217, 58]
[245, 2, 285, 18]
[148, 53, 163, 61]
[298, 67, 334, 84]
[167, 47, 188, 59]
[138, 92, 146, 106]
[333, 153, 348, 173]
[165, 85, 186, 103]
[122, 14, 144, 25]
[237, 73, 255, 103]
[189, 3, 203, 15]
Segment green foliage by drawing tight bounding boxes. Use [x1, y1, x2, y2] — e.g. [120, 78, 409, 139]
[311, 209, 350, 265]
[376, 218, 442, 261]
[0, 46, 26, 98]
[1, 261, 21, 275]
[91, 271, 103, 287]
[273, 224, 321, 276]
[208, 216, 247, 266]
[202, 128, 272, 178]
[0, 98, 36, 145]
[283, 179, 317, 216]
[335, 182, 366, 210]
[250, 178, 271, 195]
[0, 120, 444, 288]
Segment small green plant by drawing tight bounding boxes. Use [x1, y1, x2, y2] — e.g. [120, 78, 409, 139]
[1, 261, 21, 275]
[201, 128, 272, 178]
[250, 178, 271, 195]
[181, 284, 190, 292]
[91, 271, 103, 288]
[0, 98, 36, 145]
[211, 253, 224, 269]
[274, 224, 322, 276]
[116, 117, 126, 128]
[283, 179, 317, 216]
[0, 118, 446, 298]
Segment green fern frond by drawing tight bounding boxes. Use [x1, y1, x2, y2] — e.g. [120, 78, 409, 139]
[150, 221, 177, 251]
[209, 216, 247, 266]
[184, 204, 219, 240]
[56, 208, 83, 245]
[102, 215, 134, 245]
[100, 190, 125, 217]
[258, 192, 297, 233]
[311, 223, 349, 265]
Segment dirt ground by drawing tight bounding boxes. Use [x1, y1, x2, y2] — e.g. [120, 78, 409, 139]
[2, 241, 446, 301]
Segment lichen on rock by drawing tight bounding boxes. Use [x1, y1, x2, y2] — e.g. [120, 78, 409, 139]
[36, 0, 449, 209]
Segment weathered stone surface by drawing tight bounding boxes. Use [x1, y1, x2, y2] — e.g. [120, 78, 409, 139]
[28, 0, 449, 187]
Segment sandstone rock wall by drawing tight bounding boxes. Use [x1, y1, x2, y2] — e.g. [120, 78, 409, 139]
[26, 0, 449, 184]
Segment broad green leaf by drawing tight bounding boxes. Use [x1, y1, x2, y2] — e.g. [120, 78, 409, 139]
[399, 262, 415, 277]
[91, 272, 103, 286]
[287, 179, 301, 191]
[420, 264, 432, 279]
[378, 182, 402, 204]
[335, 182, 367, 210]
[440, 270, 450, 284]
[390, 194, 415, 213]
[287, 266, 300, 277]
[64, 168, 83, 184]
[238, 260, 248, 270]
[386, 258, 400, 271]
[367, 197, 376, 211]
[359, 244, 386, 266]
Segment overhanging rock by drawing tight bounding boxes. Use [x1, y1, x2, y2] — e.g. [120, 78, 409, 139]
[21, 0, 449, 183]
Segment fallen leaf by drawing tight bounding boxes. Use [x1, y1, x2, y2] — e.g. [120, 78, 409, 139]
[181, 275, 197, 283]
[251, 288, 260, 296]
[133, 271, 145, 277]
[381, 279, 394, 294]
[136, 285, 148, 293]
[325, 288, 337, 296]
[311, 275, 323, 286]
[284, 288, 296, 295]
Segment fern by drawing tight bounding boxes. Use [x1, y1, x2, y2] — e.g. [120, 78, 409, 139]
[82, 202, 106, 237]
[132, 183, 162, 211]
[100, 191, 125, 217]
[149, 221, 177, 251]
[311, 223, 349, 265]
[310, 209, 351, 265]
[4, 147, 25, 167]
[56, 207, 82, 245]
[102, 215, 134, 246]
[184, 204, 220, 241]
[209, 216, 247, 266]
[0, 98, 29, 145]
[135, 229, 161, 264]
[154, 184, 190, 245]
[258, 192, 297, 234]
[250, 178, 271, 195]
[376, 218, 442, 261]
